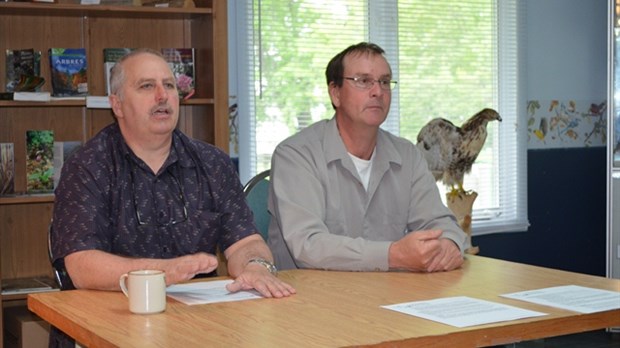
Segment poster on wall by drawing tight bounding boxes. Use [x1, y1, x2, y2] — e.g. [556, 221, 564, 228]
[526, 99, 607, 150]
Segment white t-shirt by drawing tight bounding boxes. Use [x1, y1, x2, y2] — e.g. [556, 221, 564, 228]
[349, 149, 375, 191]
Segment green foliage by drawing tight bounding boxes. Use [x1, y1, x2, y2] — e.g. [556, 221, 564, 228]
[253, 1, 498, 171]
[26, 130, 54, 192]
[27, 130, 53, 152]
[397, 0, 496, 142]
[254, 0, 365, 133]
[27, 167, 53, 189]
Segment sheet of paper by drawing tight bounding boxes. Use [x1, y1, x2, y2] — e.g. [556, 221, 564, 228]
[501, 285, 620, 314]
[166, 279, 262, 305]
[382, 296, 547, 328]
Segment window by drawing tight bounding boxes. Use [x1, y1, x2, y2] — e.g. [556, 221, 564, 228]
[229, 0, 529, 234]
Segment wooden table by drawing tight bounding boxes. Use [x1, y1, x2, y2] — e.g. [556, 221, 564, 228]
[28, 256, 620, 347]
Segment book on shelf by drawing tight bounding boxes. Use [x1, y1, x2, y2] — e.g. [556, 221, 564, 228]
[13, 91, 51, 102]
[9, 92, 75, 102]
[161, 48, 195, 99]
[86, 96, 111, 108]
[5, 48, 44, 92]
[48, 48, 88, 97]
[103, 48, 134, 96]
[83, 0, 136, 5]
[49, 96, 86, 101]
[11, 0, 59, 3]
[0, 143, 15, 195]
[1, 276, 59, 295]
[53, 141, 82, 189]
[26, 130, 54, 194]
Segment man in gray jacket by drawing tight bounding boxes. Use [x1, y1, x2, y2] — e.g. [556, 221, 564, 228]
[268, 42, 466, 272]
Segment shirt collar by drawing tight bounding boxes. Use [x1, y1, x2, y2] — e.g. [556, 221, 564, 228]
[117, 125, 196, 174]
[324, 117, 403, 169]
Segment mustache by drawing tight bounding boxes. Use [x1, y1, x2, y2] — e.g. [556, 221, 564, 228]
[150, 103, 174, 115]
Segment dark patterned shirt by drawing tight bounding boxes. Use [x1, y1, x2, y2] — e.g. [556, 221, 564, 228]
[51, 123, 257, 265]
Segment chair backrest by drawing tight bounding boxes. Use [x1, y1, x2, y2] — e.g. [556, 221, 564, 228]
[243, 170, 270, 241]
[48, 221, 75, 290]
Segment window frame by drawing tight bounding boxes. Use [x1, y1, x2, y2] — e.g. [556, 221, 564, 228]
[228, 0, 529, 235]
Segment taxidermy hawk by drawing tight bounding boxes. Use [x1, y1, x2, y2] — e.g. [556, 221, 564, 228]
[416, 108, 502, 196]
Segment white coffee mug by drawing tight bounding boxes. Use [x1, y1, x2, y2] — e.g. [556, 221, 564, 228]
[119, 270, 166, 314]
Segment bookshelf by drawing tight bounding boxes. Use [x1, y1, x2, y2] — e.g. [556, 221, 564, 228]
[0, 0, 229, 345]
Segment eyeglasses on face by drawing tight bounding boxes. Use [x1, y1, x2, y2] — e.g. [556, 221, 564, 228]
[343, 76, 397, 91]
[130, 169, 188, 227]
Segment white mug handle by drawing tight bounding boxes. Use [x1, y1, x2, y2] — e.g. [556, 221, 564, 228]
[119, 273, 130, 298]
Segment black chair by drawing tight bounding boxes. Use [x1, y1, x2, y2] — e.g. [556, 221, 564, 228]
[47, 222, 78, 347]
[47, 222, 75, 290]
[243, 169, 270, 241]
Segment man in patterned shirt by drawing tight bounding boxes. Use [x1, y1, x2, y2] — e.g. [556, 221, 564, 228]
[52, 49, 295, 296]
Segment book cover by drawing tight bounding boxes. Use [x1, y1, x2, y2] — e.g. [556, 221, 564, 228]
[53, 140, 81, 189]
[0, 143, 15, 195]
[26, 130, 54, 193]
[161, 48, 195, 98]
[5, 48, 43, 92]
[13, 92, 51, 102]
[48, 48, 88, 97]
[103, 48, 133, 95]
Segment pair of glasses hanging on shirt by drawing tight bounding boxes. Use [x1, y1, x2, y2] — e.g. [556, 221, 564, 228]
[130, 167, 188, 227]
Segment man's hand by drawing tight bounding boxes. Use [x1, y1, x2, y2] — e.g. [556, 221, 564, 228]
[425, 238, 464, 272]
[226, 262, 296, 298]
[388, 229, 463, 272]
[160, 253, 219, 285]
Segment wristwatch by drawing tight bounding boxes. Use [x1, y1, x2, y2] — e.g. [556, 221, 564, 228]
[247, 258, 278, 275]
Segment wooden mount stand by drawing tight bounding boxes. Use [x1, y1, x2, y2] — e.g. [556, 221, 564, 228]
[446, 191, 479, 255]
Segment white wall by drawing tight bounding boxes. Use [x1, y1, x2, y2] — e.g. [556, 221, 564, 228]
[526, 0, 607, 100]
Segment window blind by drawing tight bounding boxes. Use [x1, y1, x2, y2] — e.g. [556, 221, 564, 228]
[231, 0, 529, 234]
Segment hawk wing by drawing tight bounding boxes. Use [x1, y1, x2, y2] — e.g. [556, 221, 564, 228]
[416, 118, 461, 184]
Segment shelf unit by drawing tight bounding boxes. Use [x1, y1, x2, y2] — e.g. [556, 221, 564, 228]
[0, 1, 228, 345]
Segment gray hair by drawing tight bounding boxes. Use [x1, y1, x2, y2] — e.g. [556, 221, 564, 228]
[109, 48, 165, 98]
